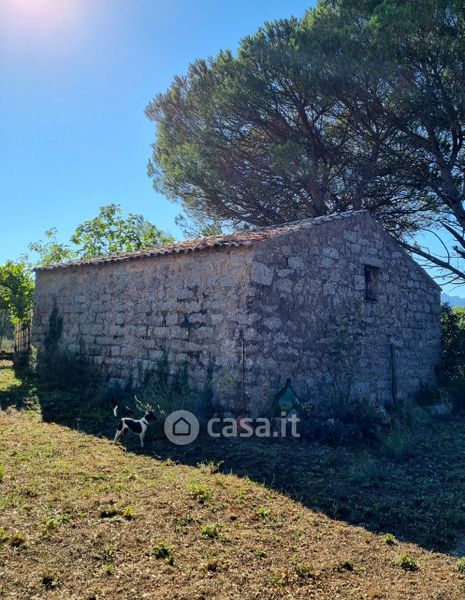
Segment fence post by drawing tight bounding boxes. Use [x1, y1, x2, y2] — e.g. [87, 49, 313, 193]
[13, 319, 31, 369]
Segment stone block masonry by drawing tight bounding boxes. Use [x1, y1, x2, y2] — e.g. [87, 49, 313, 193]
[33, 211, 441, 414]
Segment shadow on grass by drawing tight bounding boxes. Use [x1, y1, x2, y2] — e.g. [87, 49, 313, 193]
[0, 351, 14, 369]
[2, 367, 465, 555]
[0, 360, 37, 410]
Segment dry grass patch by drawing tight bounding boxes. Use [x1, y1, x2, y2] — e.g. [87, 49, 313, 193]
[0, 407, 464, 599]
[2, 364, 465, 598]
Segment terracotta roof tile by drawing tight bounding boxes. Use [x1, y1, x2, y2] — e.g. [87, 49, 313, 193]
[35, 211, 366, 271]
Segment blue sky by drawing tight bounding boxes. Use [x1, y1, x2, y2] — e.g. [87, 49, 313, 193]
[0, 0, 313, 262]
[0, 0, 461, 296]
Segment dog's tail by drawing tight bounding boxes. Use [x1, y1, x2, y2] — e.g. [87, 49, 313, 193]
[113, 404, 134, 418]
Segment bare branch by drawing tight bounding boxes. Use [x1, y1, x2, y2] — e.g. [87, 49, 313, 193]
[399, 241, 465, 281]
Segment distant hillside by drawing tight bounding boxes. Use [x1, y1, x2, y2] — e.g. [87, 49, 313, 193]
[441, 293, 465, 308]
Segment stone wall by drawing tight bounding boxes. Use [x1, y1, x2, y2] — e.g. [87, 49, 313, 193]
[244, 212, 441, 409]
[33, 247, 255, 399]
[32, 212, 441, 413]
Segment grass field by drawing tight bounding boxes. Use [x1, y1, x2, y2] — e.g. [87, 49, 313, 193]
[1, 361, 465, 599]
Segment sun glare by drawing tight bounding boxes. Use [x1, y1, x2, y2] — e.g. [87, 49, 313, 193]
[2, 0, 82, 35]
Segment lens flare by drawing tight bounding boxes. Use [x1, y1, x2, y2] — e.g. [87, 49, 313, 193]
[2, 0, 82, 35]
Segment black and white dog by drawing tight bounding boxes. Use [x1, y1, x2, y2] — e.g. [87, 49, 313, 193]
[113, 403, 156, 448]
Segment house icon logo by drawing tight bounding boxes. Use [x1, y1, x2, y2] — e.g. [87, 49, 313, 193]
[164, 410, 200, 445]
[173, 416, 191, 437]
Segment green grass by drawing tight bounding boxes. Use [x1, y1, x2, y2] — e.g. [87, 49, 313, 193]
[152, 543, 175, 565]
[201, 523, 223, 540]
[165, 424, 465, 552]
[384, 533, 396, 545]
[456, 556, 465, 575]
[397, 553, 418, 571]
[257, 505, 270, 519]
[1, 364, 465, 598]
[293, 560, 313, 578]
[186, 482, 213, 504]
[43, 511, 71, 530]
[3, 364, 465, 552]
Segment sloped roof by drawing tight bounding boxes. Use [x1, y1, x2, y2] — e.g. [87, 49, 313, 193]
[34, 211, 367, 271]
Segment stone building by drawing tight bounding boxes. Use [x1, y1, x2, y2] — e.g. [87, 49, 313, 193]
[32, 211, 440, 413]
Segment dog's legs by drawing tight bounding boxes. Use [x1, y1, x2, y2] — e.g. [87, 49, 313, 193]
[114, 422, 126, 444]
[139, 431, 146, 448]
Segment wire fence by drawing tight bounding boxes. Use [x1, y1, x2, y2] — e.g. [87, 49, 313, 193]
[13, 313, 32, 367]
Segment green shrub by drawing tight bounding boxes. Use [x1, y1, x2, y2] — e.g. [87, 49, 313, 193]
[444, 376, 465, 413]
[201, 523, 222, 539]
[439, 305, 465, 412]
[386, 398, 430, 431]
[257, 506, 270, 519]
[293, 561, 312, 578]
[187, 482, 212, 503]
[152, 543, 174, 565]
[102, 544, 116, 562]
[122, 506, 135, 520]
[44, 511, 71, 530]
[384, 533, 396, 545]
[0, 311, 14, 352]
[175, 514, 197, 527]
[440, 305, 465, 382]
[380, 429, 419, 461]
[456, 557, 465, 575]
[396, 554, 418, 571]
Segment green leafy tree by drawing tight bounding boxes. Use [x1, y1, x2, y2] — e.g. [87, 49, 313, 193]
[29, 204, 175, 266]
[147, 0, 465, 284]
[70, 204, 174, 258]
[439, 303, 465, 410]
[311, 0, 465, 283]
[28, 228, 76, 267]
[146, 11, 429, 231]
[439, 304, 465, 383]
[0, 262, 34, 325]
[0, 292, 14, 350]
[0, 206, 172, 344]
